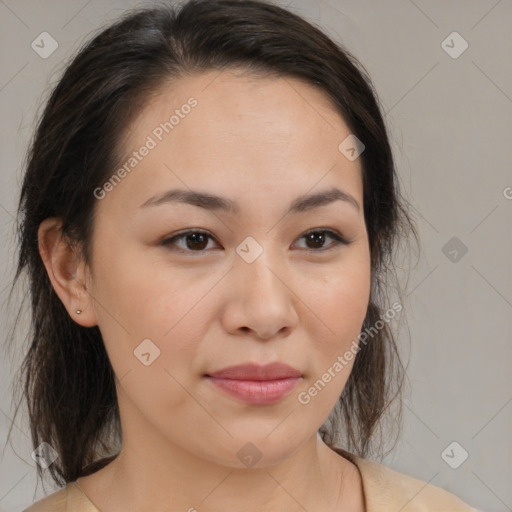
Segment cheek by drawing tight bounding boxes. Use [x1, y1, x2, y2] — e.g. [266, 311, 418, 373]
[294, 264, 370, 420]
[89, 258, 203, 427]
[88, 241, 215, 383]
[306, 255, 371, 340]
[89, 236, 186, 336]
[298, 253, 370, 409]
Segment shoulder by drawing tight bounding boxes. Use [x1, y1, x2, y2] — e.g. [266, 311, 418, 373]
[333, 447, 479, 512]
[23, 487, 67, 512]
[23, 482, 97, 512]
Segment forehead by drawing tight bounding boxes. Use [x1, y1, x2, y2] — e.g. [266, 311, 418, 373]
[126, 68, 348, 146]
[104, 69, 363, 214]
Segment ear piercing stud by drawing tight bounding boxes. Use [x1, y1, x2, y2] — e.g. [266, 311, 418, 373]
[76, 309, 82, 314]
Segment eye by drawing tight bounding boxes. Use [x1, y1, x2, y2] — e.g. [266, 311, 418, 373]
[162, 230, 219, 253]
[161, 228, 351, 254]
[293, 229, 352, 252]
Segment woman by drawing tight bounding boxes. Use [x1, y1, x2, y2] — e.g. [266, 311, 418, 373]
[10, 0, 478, 510]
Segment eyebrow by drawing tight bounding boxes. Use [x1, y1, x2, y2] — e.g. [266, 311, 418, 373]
[140, 187, 360, 215]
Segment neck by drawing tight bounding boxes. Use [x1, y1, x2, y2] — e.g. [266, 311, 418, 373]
[79, 434, 360, 512]
[76, 390, 363, 512]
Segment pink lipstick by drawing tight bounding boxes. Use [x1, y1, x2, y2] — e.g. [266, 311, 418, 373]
[206, 362, 302, 405]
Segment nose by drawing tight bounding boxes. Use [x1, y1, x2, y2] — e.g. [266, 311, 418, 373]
[221, 247, 299, 340]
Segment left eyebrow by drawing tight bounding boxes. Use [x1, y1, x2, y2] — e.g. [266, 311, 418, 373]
[139, 187, 361, 214]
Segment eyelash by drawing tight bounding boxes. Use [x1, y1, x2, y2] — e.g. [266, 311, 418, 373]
[161, 228, 352, 254]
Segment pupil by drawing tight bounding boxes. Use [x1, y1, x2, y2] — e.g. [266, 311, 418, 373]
[307, 232, 324, 249]
[187, 233, 207, 250]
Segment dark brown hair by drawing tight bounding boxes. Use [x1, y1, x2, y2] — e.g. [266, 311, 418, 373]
[6, 0, 418, 490]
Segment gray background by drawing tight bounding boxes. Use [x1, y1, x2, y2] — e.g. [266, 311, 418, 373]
[1, 1, 511, 510]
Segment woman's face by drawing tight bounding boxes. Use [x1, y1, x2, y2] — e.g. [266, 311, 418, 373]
[85, 69, 371, 467]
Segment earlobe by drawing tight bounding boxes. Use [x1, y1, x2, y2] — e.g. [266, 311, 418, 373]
[37, 217, 98, 327]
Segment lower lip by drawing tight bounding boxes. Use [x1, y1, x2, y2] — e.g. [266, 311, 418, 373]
[206, 376, 301, 405]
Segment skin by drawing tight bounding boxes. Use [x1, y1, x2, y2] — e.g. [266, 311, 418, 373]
[39, 69, 370, 512]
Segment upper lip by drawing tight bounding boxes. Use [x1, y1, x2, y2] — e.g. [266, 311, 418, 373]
[206, 362, 302, 380]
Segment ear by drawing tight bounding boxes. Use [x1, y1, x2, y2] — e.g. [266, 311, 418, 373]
[38, 217, 97, 327]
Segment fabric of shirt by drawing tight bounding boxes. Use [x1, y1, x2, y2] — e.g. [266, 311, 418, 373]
[23, 447, 480, 511]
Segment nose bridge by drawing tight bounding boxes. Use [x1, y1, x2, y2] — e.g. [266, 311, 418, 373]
[226, 236, 297, 338]
[235, 237, 284, 294]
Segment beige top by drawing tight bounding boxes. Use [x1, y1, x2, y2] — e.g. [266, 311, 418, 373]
[23, 448, 479, 511]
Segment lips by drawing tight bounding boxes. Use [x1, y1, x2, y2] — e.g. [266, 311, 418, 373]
[205, 362, 302, 405]
[206, 362, 302, 380]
